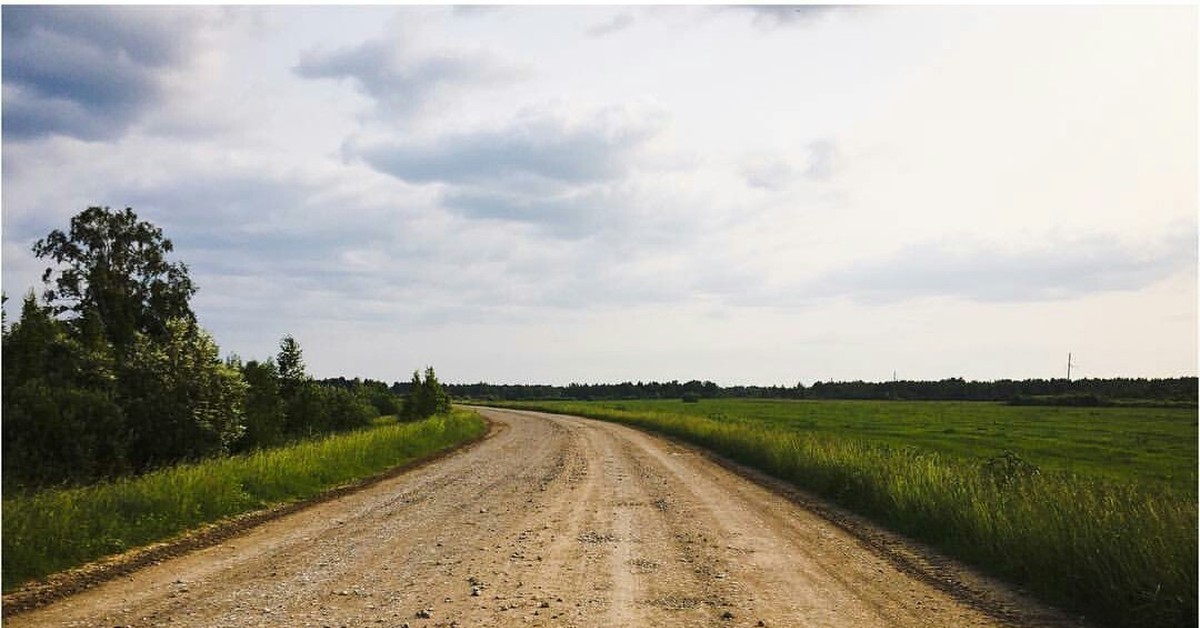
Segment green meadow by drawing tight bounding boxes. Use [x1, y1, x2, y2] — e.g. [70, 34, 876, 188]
[3, 409, 487, 593]
[496, 398, 1197, 628]
[583, 398, 1196, 494]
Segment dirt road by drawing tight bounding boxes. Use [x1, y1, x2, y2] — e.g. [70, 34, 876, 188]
[9, 408, 1078, 627]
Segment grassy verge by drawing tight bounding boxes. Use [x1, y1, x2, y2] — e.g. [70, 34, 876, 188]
[496, 400, 1196, 628]
[3, 408, 486, 592]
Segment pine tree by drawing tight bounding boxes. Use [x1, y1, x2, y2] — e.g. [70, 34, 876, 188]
[424, 366, 451, 415]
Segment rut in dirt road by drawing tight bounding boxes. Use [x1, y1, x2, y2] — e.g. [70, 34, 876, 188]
[8, 407, 1083, 628]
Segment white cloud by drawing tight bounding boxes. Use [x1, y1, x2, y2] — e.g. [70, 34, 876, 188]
[295, 31, 525, 120]
[733, 5, 845, 29]
[585, 12, 634, 38]
[800, 228, 1196, 304]
[349, 103, 672, 238]
[3, 6, 1193, 382]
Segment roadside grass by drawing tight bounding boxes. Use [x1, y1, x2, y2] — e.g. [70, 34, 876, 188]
[3, 408, 486, 592]
[496, 400, 1197, 628]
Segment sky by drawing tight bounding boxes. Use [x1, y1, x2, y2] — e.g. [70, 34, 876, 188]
[2, 4, 1196, 386]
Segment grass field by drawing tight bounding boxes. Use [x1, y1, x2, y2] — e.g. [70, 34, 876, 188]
[2, 409, 487, 592]
[568, 399, 1197, 494]
[494, 398, 1197, 628]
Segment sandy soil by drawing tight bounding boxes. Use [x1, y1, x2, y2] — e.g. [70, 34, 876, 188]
[7, 407, 1086, 628]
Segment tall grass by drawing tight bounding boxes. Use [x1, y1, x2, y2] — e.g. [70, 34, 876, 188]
[3, 409, 486, 591]
[503, 402, 1196, 628]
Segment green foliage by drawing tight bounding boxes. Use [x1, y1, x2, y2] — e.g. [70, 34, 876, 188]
[4, 207, 429, 498]
[310, 377, 405, 418]
[402, 370, 424, 419]
[119, 319, 247, 468]
[3, 409, 487, 592]
[281, 382, 374, 437]
[2, 292, 130, 488]
[3, 291, 115, 389]
[357, 380, 401, 416]
[402, 366, 451, 420]
[237, 359, 286, 451]
[7, 208, 253, 488]
[32, 206, 196, 348]
[321, 386, 377, 432]
[266, 335, 374, 438]
[982, 450, 1041, 486]
[498, 399, 1196, 628]
[3, 381, 128, 488]
[448, 376, 1197, 405]
[276, 334, 306, 400]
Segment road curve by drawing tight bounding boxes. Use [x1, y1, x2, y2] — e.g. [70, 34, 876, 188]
[9, 408, 1071, 627]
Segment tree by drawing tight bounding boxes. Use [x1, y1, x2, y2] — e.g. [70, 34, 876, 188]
[401, 366, 451, 420]
[276, 334, 326, 436]
[276, 334, 306, 400]
[33, 206, 196, 349]
[401, 370, 427, 421]
[355, 379, 401, 416]
[322, 386, 375, 431]
[237, 359, 286, 450]
[2, 291, 128, 487]
[423, 366, 451, 415]
[119, 319, 246, 467]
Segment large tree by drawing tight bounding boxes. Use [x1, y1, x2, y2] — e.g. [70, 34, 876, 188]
[33, 206, 196, 348]
[9, 207, 247, 480]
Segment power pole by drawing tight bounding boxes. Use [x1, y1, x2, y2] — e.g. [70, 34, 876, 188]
[1066, 352, 1074, 382]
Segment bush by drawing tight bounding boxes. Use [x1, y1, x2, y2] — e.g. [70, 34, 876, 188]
[402, 367, 451, 420]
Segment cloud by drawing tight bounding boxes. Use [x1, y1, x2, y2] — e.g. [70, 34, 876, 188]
[802, 229, 1197, 304]
[294, 36, 522, 118]
[586, 13, 635, 37]
[741, 158, 795, 191]
[93, 165, 463, 342]
[804, 140, 838, 181]
[1, 6, 219, 141]
[741, 140, 839, 190]
[441, 185, 619, 239]
[4, 5, 1191, 383]
[351, 104, 669, 234]
[355, 107, 663, 185]
[734, 5, 844, 29]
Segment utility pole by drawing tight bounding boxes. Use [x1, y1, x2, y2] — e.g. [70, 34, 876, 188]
[1066, 352, 1074, 382]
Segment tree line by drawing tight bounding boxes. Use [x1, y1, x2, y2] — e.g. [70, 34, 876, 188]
[448, 376, 1197, 405]
[3, 206, 450, 491]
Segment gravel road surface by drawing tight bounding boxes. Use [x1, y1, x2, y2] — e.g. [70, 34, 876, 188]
[8, 407, 1079, 628]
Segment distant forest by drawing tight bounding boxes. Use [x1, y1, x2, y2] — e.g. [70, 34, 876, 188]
[441, 377, 1198, 405]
